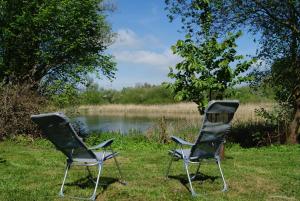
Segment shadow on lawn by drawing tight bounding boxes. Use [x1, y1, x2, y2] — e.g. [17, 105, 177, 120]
[65, 175, 118, 192]
[168, 173, 219, 192]
[0, 157, 6, 163]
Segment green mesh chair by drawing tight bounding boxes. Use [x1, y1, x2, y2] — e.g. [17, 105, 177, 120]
[31, 112, 126, 200]
[165, 100, 239, 196]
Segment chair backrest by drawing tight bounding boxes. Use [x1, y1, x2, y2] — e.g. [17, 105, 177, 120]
[190, 100, 239, 159]
[31, 113, 97, 161]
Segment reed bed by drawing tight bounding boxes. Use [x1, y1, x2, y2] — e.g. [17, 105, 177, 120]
[78, 102, 277, 146]
[78, 102, 274, 123]
[79, 102, 198, 118]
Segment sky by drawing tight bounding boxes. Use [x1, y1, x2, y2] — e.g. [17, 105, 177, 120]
[97, 0, 258, 90]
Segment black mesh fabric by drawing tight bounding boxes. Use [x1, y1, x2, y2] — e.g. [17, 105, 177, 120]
[31, 113, 96, 161]
[190, 100, 239, 160]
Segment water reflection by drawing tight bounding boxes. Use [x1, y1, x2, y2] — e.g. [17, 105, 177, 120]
[75, 115, 157, 134]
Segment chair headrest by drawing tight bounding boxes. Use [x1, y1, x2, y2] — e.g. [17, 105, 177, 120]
[205, 100, 239, 114]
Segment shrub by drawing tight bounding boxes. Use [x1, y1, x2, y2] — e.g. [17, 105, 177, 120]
[229, 122, 279, 147]
[0, 84, 46, 139]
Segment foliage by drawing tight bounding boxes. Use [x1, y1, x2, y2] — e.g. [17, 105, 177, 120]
[253, 57, 300, 143]
[270, 58, 298, 106]
[79, 83, 177, 105]
[167, 33, 254, 113]
[255, 101, 294, 144]
[0, 0, 116, 91]
[165, 0, 300, 143]
[0, 84, 45, 139]
[80, 81, 112, 105]
[47, 81, 80, 108]
[165, 0, 217, 40]
[165, 0, 300, 58]
[117, 84, 176, 104]
[230, 122, 279, 147]
[78, 83, 274, 106]
[228, 86, 274, 103]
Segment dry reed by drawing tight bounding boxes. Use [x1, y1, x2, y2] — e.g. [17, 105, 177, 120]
[78, 102, 274, 123]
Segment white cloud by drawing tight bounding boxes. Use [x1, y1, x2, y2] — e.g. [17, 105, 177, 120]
[114, 49, 181, 68]
[111, 28, 164, 50]
[110, 28, 181, 69]
[111, 29, 142, 49]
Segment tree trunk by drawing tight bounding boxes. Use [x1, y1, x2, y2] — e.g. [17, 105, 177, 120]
[288, 96, 300, 144]
[286, 4, 300, 144]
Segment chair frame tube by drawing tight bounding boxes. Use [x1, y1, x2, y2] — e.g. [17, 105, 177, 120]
[166, 142, 229, 196]
[58, 146, 125, 200]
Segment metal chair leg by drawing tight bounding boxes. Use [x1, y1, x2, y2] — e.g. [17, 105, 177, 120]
[59, 162, 71, 197]
[90, 163, 103, 200]
[183, 160, 197, 196]
[216, 157, 228, 192]
[113, 155, 126, 185]
[59, 162, 103, 200]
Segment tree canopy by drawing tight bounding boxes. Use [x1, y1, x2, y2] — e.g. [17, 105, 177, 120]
[166, 0, 253, 114]
[168, 33, 253, 114]
[166, 0, 300, 59]
[0, 0, 116, 90]
[165, 0, 300, 143]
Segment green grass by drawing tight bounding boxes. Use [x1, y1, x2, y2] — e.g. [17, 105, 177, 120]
[0, 135, 299, 201]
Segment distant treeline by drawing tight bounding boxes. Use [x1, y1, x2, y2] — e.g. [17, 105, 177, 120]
[79, 83, 274, 105]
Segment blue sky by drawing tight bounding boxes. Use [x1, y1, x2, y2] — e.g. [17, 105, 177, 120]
[97, 0, 258, 89]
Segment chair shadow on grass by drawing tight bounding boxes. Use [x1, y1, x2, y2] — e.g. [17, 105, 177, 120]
[64, 175, 118, 192]
[0, 157, 6, 163]
[60, 175, 118, 200]
[168, 173, 219, 193]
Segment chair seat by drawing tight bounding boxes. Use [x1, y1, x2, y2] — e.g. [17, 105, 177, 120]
[173, 149, 191, 159]
[72, 151, 118, 163]
[170, 149, 214, 161]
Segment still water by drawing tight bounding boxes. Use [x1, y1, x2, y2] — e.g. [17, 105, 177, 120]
[75, 115, 159, 134]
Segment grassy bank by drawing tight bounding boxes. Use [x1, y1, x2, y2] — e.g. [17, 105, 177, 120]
[0, 135, 299, 201]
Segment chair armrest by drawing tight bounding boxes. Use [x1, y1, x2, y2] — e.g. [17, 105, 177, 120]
[171, 136, 194, 146]
[89, 138, 114, 150]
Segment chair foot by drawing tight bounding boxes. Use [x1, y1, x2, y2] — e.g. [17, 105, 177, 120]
[91, 194, 96, 200]
[119, 180, 127, 185]
[58, 191, 64, 197]
[222, 185, 228, 192]
[191, 191, 198, 197]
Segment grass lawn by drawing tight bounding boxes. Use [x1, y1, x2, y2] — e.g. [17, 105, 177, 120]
[0, 136, 299, 201]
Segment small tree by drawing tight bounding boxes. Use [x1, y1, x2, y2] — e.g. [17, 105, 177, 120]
[167, 32, 254, 114]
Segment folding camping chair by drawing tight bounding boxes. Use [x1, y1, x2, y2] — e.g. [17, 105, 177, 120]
[165, 100, 239, 196]
[31, 112, 126, 200]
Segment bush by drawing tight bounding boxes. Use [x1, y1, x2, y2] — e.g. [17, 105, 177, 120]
[227, 86, 274, 103]
[229, 122, 279, 147]
[0, 84, 46, 139]
[79, 84, 177, 105]
[118, 85, 176, 104]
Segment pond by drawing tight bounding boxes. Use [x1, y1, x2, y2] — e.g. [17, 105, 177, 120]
[75, 115, 200, 134]
[75, 115, 161, 134]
